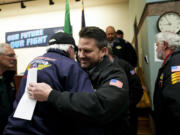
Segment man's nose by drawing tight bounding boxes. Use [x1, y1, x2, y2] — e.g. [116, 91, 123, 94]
[12, 56, 17, 61]
[78, 51, 85, 58]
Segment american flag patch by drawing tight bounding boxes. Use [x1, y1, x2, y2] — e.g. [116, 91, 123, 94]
[130, 70, 135, 75]
[109, 79, 123, 88]
[171, 66, 180, 72]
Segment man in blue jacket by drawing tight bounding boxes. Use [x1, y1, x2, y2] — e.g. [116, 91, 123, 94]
[3, 32, 94, 135]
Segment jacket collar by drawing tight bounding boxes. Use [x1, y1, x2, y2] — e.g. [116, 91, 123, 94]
[2, 70, 16, 81]
[47, 48, 69, 57]
[88, 56, 111, 80]
[162, 48, 180, 68]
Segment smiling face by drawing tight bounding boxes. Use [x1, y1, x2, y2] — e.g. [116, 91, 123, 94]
[0, 46, 17, 72]
[78, 37, 106, 70]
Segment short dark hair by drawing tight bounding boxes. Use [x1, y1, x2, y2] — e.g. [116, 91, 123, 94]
[79, 26, 107, 49]
[116, 30, 124, 35]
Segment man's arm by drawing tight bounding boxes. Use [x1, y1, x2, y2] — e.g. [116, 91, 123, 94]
[116, 58, 143, 106]
[28, 74, 129, 124]
[129, 72, 143, 106]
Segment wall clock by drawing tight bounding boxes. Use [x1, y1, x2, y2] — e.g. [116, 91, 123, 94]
[157, 11, 180, 33]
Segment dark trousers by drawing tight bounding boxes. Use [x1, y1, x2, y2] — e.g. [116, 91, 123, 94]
[128, 105, 138, 135]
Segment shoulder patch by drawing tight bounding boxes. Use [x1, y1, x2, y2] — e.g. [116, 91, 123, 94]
[171, 66, 180, 72]
[38, 64, 51, 70]
[115, 46, 122, 50]
[130, 70, 135, 75]
[35, 56, 56, 61]
[171, 72, 180, 84]
[109, 79, 123, 88]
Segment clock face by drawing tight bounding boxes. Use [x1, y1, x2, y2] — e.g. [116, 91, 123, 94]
[157, 12, 180, 33]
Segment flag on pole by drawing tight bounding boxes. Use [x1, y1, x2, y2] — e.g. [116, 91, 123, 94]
[81, 0, 86, 28]
[64, 0, 72, 35]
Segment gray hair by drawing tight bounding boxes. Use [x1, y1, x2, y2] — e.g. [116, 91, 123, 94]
[156, 32, 180, 49]
[106, 26, 115, 32]
[0, 43, 11, 54]
[47, 44, 74, 52]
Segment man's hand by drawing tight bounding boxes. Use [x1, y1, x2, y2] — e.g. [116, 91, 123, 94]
[28, 82, 53, 102]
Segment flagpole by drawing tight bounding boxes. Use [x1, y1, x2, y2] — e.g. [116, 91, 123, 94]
[81, 0, 86, 28]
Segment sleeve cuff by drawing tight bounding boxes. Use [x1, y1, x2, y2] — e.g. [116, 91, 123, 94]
[48, 90, 60, 104]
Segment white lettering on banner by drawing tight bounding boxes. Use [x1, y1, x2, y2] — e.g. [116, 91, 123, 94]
[21, 29, 43, 39]
[26, 36, 48, 46]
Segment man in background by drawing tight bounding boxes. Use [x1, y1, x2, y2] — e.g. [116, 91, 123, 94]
[154, 32, 180, 135]
[105, 26, 118, 46]
[116, 30, 124, 39]
[105, 26, 137, 67]
[106, 45, 143, 135]
[112, 29, 138, 67]
[3, 32, 94, 135]
[0, 43, 16, 134]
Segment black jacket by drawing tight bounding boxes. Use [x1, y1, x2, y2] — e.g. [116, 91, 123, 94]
[48, 56, 129, 135]
[153, 49, 180, 135]
[113, 57, 143, 106]
[112, 38, 137, 67]
[0, 70, 16, 134]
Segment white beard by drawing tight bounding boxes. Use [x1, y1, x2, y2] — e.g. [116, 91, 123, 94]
[157, 49, 164, 60]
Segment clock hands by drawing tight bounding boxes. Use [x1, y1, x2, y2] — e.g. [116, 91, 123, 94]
[165, 16, 171, 25]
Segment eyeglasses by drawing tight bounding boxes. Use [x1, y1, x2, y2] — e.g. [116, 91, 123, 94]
[0, 53, 17, 58]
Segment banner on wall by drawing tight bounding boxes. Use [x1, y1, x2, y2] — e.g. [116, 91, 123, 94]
[5, 27, 64, 49]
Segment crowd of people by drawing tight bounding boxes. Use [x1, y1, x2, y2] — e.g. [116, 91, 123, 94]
[0, 25, 180, 135]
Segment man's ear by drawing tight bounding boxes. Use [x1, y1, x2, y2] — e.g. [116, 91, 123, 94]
[67, 46, 71, 55]
[100, 47, 107, 57]
[67, 45, 75, 59]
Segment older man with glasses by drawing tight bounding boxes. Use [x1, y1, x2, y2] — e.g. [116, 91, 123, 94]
[0, 43, 17, 134]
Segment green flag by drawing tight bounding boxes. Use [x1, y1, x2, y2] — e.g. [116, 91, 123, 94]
[64, 0, 72, 35]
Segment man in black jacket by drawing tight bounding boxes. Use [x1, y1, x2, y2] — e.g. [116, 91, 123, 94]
[106, 45, 143, 135]
[28, 26, 129, 135]
[154, 32, 180, 135]
[112, 38, 138, 68]
[0, 43, 16, 134]
[105, 27, 137, 67]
